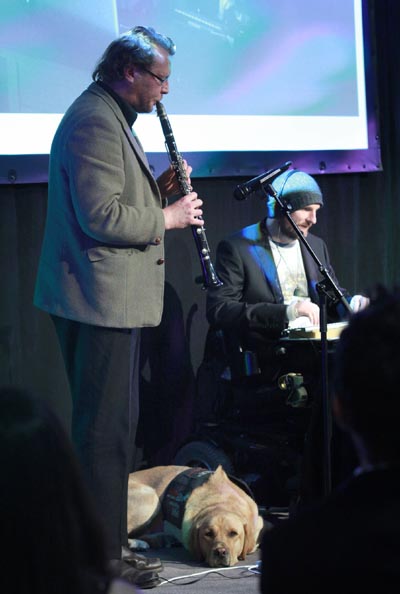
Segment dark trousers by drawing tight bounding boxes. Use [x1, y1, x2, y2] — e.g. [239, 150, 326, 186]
[52, 315, 141, 558]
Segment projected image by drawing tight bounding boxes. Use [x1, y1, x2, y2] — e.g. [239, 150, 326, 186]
[1, 0, 378, 178]
[116, 0, 359, 117]
[0, 0, 358, 117]
[0, 0, 118, 114]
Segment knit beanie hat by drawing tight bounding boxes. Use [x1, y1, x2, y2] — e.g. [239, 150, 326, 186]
[267, 170, 323, 218]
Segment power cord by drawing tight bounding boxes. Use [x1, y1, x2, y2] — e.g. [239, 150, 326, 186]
[158, 563, 260, 586]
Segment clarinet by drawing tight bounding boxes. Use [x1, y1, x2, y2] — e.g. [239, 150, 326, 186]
[156, 101, 223, 289]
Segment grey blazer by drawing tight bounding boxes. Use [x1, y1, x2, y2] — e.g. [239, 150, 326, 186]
[34, 83, 166, 328]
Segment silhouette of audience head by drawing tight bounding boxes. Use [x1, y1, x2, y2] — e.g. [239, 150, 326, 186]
[0, 386, 110, 594]
[333, 285, 400, 466]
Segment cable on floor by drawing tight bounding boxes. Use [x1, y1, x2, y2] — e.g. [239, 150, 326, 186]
[158, 563, 260, 586]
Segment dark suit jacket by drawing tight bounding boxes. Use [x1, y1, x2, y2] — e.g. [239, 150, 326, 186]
[206, 219, 348, 347]
[261, 468, 400, 593]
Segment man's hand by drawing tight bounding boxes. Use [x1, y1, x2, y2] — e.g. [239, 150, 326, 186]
[295, 300, 320, 326]
[350, 294, 370, 312]
[157, 161, 192, 199]
[163, 192, 204, 230]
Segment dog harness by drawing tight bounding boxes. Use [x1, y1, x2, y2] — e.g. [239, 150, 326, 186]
[162, 468, 213, 533]
[162, 467, 256, 543]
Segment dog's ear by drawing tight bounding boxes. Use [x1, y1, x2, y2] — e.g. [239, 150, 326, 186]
[239, 522, 256, 560]
[213, 465, 227, 479]
[188, 523, 203, 561]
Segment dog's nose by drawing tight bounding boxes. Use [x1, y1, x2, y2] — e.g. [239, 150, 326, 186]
[210, 543, 231, 567]
[213, 545, 228, 560]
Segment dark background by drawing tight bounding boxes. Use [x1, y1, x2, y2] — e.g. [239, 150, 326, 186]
[0, 1, 399, 464]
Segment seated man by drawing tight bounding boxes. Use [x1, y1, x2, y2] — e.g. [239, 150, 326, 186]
[205, 170, 368, 498]
[260, 286, 400, 593]
[206, 169, 367, 356]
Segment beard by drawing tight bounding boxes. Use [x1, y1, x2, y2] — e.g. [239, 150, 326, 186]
[278, 217, 307, 241]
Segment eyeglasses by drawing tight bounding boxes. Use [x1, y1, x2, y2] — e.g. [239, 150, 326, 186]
[141, 66, 169, 85]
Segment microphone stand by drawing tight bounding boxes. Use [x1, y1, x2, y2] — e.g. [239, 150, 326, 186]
[265, 182, 352, 497]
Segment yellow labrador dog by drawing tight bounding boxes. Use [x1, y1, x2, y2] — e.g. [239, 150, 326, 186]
[127, 465, 266, 567]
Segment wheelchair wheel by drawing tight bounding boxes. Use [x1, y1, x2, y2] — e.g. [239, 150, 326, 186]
[173, 440, 235, 475]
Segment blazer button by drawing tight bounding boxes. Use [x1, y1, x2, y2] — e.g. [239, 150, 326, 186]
[154, 236, 162, 245]
[157, 258, 165, 265]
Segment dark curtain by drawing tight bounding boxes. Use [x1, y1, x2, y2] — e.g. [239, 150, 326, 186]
[0, 1, 399, 454]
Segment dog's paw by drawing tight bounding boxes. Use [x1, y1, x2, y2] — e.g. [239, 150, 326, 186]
[127, 538, 150, 551]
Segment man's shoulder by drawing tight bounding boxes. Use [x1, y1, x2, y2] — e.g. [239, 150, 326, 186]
[223, 221, 264, 244]
[305, 230, 325, 244]
[302, 231, 329, 254]
[57, 83, 123, 137]
[263, 481, 356, 541]
[63, 83, 121, 118]
[262, 471, 393, 549]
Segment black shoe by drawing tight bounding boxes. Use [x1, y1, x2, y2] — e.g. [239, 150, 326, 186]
[121, 546, 163, 571]
[108, 559, 161, 589]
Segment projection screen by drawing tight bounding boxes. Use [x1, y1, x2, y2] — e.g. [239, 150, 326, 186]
[0, 0, 381, 184]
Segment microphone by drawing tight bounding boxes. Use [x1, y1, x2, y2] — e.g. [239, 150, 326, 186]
[233, 161, 292, 201]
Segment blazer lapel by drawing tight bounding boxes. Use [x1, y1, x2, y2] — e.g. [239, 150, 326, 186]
[126, 126, 150, 169]
[242, 222, 284, 304]
[121, 123, 162, 203]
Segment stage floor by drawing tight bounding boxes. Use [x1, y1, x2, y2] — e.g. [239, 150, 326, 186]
[150, 546, 261, 594]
